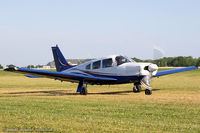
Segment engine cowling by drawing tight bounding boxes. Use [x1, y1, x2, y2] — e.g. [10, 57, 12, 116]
[147, 64, 158, 72]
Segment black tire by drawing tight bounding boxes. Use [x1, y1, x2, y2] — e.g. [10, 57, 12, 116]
[145, 89, 152, 95]
[133, 85, 142, 93]
[80, 86, 88, 95]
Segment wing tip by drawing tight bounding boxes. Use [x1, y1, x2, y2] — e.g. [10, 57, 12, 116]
[4, 67, 18, 71]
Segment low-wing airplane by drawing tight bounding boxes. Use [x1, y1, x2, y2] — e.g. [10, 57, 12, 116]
[4, 45, 198, 95]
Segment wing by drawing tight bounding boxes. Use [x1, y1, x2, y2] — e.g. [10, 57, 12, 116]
[154, 66, 198, 77]
[4, 67, 117, 83]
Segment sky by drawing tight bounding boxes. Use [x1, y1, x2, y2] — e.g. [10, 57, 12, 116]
[0, 0, 200, 67]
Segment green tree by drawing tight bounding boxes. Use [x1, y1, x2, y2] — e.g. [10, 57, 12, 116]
[132, 57, 143, 62]
[196, 58, 200, 66]
[132, 56, 199, 67]
[6, 64, 16, 68]
[0, 64, 3, 69]
[35, 65, 43, 68]
[27, 65, 35, 69]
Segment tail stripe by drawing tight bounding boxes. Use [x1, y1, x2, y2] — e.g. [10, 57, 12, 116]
[52, 46, 73, 72]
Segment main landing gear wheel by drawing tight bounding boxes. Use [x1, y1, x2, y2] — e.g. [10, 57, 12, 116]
[80, 86, 88, 95]
[133, 85, 142, 93]
[145, 89, 152, 95]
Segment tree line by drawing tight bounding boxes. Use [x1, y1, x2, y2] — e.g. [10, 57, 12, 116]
[0, 64, 44, 69]
[1, 56, 200, 69]
[133, 56, 200, 67]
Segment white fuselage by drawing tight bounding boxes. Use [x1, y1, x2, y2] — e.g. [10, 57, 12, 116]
[62, 55, 158, 78]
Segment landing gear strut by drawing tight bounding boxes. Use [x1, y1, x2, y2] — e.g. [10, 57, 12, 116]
[133, 83, 142, 93]
[80, 85, 88, 95]
[77, 80, 88, 95]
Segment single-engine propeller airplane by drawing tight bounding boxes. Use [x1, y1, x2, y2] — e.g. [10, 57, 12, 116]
[4, 45, 198, 95]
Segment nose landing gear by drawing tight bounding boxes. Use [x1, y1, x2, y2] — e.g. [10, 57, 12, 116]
[145, 89, 152, 95]
[133, 82, 152, 95]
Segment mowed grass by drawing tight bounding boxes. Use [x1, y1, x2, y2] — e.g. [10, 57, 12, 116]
[0, 69, 200, 132]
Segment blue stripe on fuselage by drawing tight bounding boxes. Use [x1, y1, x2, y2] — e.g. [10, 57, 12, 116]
[69, 69, 144, 84]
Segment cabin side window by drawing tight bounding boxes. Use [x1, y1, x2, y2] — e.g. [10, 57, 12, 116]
[92, 60, 101, 69]
[102, 58, 113, 68]
[115, 56, 130, 66]
[86, 64, 91, 70]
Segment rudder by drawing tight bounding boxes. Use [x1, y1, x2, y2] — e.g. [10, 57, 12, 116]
[52, 45, 73, 72]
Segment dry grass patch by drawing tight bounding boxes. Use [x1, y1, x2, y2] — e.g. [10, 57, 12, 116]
[0, 69, 200, 132]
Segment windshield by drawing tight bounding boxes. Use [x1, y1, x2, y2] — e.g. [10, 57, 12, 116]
[115, 56, 131, 66]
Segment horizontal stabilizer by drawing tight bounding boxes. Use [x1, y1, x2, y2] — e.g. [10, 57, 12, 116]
[24, 75, 41, 78]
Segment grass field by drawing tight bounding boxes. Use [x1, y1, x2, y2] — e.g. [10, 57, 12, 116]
[0, 69, 200, 132]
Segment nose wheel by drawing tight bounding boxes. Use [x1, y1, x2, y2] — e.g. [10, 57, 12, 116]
[145, 89, 152, 95]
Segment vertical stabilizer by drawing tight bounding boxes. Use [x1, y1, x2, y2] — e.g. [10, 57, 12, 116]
[52, 45, 73, 72]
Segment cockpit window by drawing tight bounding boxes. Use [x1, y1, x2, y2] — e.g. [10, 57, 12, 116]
[115, 56, 130, 66]
[86, 64, 91, 70]
[102, 58, 113, 68]
[92, 60, 101, 69]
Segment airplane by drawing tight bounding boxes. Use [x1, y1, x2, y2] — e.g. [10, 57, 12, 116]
[4, 45, 198, 95]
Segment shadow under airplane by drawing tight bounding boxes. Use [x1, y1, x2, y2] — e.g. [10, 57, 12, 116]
[6, 89, 161, 96]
